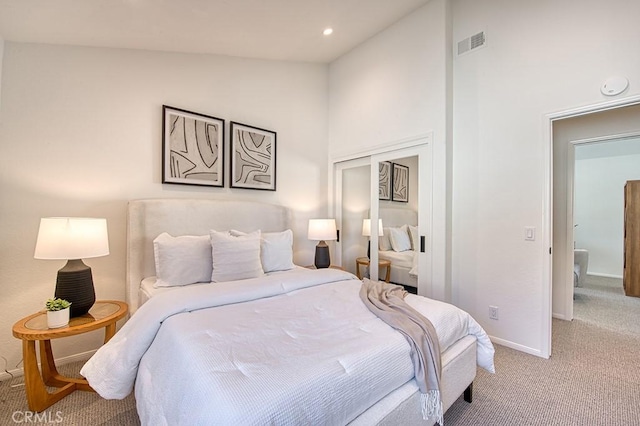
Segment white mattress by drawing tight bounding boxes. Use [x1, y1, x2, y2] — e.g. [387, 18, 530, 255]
[378, 250, 415, 269]
[351, 335, 477, 425]
[378, 250, 417, 288]
[139, 276, 209, 304]
[82, 269, 494, 425]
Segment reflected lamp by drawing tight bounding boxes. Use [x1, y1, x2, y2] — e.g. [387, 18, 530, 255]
[362, 218, 384, 258]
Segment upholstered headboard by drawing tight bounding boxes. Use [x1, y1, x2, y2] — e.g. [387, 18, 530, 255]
[127, 198, 291, 313]
[378, 207, 418, 228]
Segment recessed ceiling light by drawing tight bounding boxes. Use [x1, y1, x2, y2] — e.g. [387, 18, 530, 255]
[323, 28, 333, 36]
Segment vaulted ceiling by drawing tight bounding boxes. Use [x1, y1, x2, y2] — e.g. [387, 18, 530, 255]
[0, 0, 430, 63]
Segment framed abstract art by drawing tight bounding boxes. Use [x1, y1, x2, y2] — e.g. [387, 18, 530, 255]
[162, 105, 225, 187]
[392, 163, 409, 202]
[379, 161, 392, 200]
[230, 122, 277, 191]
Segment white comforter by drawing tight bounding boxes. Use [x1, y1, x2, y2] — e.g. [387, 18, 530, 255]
[81, 268, 494, 425]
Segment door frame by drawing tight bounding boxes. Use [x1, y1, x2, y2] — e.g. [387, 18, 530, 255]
[543, 94, 640, 358]
[564, 131, 640, 320]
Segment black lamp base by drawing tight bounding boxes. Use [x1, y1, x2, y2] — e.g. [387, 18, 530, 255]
[314, 241, 331, 269]
[55, 259, 96, 318]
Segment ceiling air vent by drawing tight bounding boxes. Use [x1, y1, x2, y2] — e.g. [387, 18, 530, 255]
[457, 31, 486, 56]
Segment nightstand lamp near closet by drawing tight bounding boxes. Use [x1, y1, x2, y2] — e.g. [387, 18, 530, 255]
[362, 218, 383, 258]
[308, 219, 337, 269]
[34, 217, 110, 317]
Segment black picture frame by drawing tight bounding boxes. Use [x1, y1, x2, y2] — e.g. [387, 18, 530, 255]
[392, 163, 409, 202]
[162, 105, 225, 187]
[379, 161, 392, 200]
[230, 121, 277, 191]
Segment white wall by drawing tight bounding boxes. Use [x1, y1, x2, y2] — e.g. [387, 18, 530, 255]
[0, 37, 4, 109]
[452, 0, 640, 355]
[0, 42, 328, 374]
[574, 139, 640, 277]
[329, 0, 451, 300]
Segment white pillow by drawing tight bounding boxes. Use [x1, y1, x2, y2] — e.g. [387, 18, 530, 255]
[388, 225, 412, 252]
[230, 229, 295, 273]
[153, 233, 212, 287]
[408, 225, 419, 251]
[210, 230, 264, 282]
[379, 228, 392, 251]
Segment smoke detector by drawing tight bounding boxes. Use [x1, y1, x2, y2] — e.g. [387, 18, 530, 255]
[600, 76, 629, 96]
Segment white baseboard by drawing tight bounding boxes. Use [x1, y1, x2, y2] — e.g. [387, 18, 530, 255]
[587, 272, 623, 279]
[0, 349, 97, 382]
[552, 312, 570, 320]
[488, 335, 546, 358]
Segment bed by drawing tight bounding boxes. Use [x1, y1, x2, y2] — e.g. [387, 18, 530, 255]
[377, 207, 419, 289]
[81, 198, 494, 425]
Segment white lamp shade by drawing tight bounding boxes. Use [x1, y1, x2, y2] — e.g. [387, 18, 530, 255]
[362, 219, 384, 237]
[34, 217, 110, 260]
[308, 219, 337, 241]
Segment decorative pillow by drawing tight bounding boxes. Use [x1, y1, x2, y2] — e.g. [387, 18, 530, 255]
[153, 233, 212, 287]
[388, 225, 412, 252]
[230, 229, 295, 273]
[210, 230, 264, 282]
[379, 228, 392, 251]
[408, 225, 419, 251]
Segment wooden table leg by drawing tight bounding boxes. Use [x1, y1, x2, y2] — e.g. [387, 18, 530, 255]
[384, 265, 390, 282]
[356, 261, 363, 279]
[104, 323, 116, 343]
[40, 340, 92, 391]
[40, 340, 63, 386]
[22, 340, 76, 412]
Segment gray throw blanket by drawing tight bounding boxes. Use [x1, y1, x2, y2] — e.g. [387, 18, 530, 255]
[359, 279, 443, 425]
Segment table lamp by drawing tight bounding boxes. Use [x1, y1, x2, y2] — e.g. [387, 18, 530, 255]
[34, 217, 110, 317]
[362, 218, 384, 258]
[308, 219, 337, 269]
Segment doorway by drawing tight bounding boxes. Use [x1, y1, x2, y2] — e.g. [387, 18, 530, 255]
[570, 136, 640, 331]
[546, 98, 640, 357]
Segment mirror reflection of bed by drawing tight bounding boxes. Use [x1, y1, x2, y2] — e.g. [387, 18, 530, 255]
[376, 155, 419, 293]
[376, 207, 419, 294]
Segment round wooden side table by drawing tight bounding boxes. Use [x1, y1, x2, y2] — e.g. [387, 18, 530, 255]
[355, 257, 391, 282]
[12, 300, 128, 412]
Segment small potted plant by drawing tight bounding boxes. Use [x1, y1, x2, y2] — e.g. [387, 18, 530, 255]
[45, 298, 71, 328]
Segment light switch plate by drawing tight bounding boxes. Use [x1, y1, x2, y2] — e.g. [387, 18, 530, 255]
[525, 226, 535, 241]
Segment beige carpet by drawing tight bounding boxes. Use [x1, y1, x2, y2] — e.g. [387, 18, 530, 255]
[0, 362, 139, 425]
[2, 279, 639, 425]
[445, 274, 640, 425]
[573, 274, 640, 335]
[445, 318, 640, 425]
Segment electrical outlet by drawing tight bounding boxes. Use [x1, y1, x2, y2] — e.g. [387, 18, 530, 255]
[489, 305, 499, 320]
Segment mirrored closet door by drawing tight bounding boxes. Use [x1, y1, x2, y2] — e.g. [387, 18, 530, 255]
[332, 138, 432, 296]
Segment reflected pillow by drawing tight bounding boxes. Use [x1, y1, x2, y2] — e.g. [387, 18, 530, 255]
[388, 225, 412, 252]
[408, 225, 419, 251]
[153, 233, 212, 287]
[379, 228, 392, 251]
[210, 230, 264, 282]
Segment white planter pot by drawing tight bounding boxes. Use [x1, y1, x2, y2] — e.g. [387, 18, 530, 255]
[47, 308, 70, 329]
